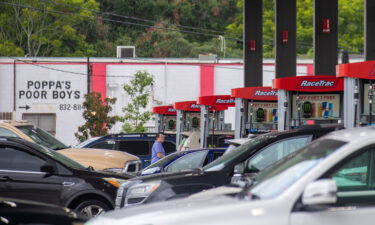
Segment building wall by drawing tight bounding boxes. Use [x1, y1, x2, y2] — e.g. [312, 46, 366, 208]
[0, 58, 313, 145]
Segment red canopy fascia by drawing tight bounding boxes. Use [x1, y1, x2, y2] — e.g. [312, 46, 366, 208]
[336, 60, 375, 80]
[272, 75, 344, 92]
[152, 106, 177, 115]
[231, 86, 278, 101]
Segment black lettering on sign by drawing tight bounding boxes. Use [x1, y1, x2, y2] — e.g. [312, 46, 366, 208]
[74, 91, 80, 99]
[65, 81, 71, 89]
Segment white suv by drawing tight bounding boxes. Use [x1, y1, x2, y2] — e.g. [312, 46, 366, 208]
[86, 127, 375, 225]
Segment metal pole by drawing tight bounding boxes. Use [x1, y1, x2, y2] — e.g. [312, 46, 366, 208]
[365, 0, 375, 61]
[369, 81, 373, 125]
[87, 57, 90, 94]
[13, 59, 17, 111]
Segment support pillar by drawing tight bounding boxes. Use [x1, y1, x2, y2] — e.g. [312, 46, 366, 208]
[278, 90, 290, 131]
[343, 78, 357, 128]
[234, 98, 245, 138]
[314, 0, 338, 75]
[275, 0, 296, 78]
[365, 0, 375, 60]
[155, 114, 162, 133]
[244, 0, 263, 87]
[176, 110, 184, 150]
[200, 106, 209, 148]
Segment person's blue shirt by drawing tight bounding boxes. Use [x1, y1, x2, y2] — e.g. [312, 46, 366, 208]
[151, 141, 165, 164]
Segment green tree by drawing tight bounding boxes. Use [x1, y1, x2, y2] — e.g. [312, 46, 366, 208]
[122, 71, 154, 133]
[75, 92, 118, 142]
[0, 0, 99, 57]
[226, 0, 364, 58]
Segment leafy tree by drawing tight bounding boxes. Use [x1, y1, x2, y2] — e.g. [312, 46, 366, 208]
[226, 0, 364, 58]
[0, 0, 99, 57]
[121, 71, 154, 133]
[75, 92, 118, 142]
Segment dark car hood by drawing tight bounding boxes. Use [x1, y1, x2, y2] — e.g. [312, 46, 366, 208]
[131, 169, 204, 182]
[77, 169, 134, 179]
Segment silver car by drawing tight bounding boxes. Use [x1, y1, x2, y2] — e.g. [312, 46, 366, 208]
[86, 127, 375, 225]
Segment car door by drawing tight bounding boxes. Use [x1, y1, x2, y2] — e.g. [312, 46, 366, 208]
[0, 144, 62, 205]
[245, 135, 313, 174]
[117, 140, 151, 166]
[165, 151, 208, 173]
[290, 145, 375, 225]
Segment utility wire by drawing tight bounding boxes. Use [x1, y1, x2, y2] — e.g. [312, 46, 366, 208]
[0, 1, 242, 42]
[42, 0, 241, 39]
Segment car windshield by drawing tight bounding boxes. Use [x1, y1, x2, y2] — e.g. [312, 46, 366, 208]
[17, 125, 68, 150]
[203, 134, 271, 172]
[75, 137, 101, 148]
[250, 138, 347, 199]
[32, 143, 86, 170]
[142, 152, 181, 174]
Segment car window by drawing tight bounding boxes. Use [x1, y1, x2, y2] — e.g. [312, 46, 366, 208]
[247, 136, 312, 172]
[0, 128, 18, 138]
[212, 151, 224, 161]
[163, 141, 176, 154]
[0, 147, 45, 172]
[118, 140, 150, 155]
[327, 147, 375, 205]
[90, 141, 115, 150]
[166, 151, 207, 173]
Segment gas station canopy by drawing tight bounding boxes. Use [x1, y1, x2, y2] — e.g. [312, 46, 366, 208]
[337, 60, 375, 79]
[152, 105, 177, 115]
[273, 75, 344, 92]
[174, 100, 228, 111]
[197, 95, 235, 107]
[231, 86, 278, 101]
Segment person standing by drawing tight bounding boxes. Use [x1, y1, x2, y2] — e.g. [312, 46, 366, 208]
[151, 133, 166, 164]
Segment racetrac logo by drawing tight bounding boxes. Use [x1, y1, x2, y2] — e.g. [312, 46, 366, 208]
[215, 98, 235, 104]
[254, 90, 278, 96]
[190, 104, 201, 109]
[167, 108, 176, 112]
[298, 80, 335, 88]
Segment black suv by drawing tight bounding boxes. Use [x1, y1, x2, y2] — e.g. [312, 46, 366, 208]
[0, 137, 132, 217]
[116, 125, 344, 208]
[78, 133, 177, 167]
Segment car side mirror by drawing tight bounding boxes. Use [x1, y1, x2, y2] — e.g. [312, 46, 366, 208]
[233, 162, 245, 175]
[123, 160, 142, 174]
[40, 164, 55, 175]
[302, 179, 337, 206]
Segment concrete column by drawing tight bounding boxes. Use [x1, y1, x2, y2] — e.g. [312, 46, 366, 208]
[365, 0, 375, 60]
[278, 90, 290, 131]
[343, 78, 357, 128]
[275, 0, 296, 78]
[314, 0, 338, 75]
[244, 0, 263, 87]
[200, 105, 209, 148]
[176, 110, 184, 150]
[234, 98, 245, 138]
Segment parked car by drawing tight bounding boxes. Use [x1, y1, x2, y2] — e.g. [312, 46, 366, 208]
[87, 126, 375, 225]
[179, 131, 234, 151]
[76, 133, 177, 167]
[0, 121, 142, 174]
[0, 197, 88, 225]
[140, 148, 226, 176]
[115, 124, 343, 208]
[0, 137, 131, 217]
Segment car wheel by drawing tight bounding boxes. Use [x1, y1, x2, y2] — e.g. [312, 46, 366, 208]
[75, 200, 110, 218]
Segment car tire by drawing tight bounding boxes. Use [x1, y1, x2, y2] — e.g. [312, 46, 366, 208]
[74, 200, 110, 218]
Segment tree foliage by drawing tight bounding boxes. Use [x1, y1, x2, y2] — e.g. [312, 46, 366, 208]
[75, 92, 118, 142]
[121, 71, 154, 133]
[226, 0, 364, 58]
[0, 0, 98, 57]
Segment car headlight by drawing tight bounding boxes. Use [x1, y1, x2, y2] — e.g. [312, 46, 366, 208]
[127, 181, 161, 199]
[103, 178, 126, 188]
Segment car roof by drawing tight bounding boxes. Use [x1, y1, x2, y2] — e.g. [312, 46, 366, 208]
[320, 126, 375, 143]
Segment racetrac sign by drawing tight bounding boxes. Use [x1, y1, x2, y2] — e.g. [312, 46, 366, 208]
[198, 95, 235, 107]
[152, 106, 177, 115]
[273, 76, 344, 92]
[174, 101, 228, 112]
[231, 87, 278, 101]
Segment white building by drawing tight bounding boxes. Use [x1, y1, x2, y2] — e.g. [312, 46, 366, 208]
[0, 57, 314, 146]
